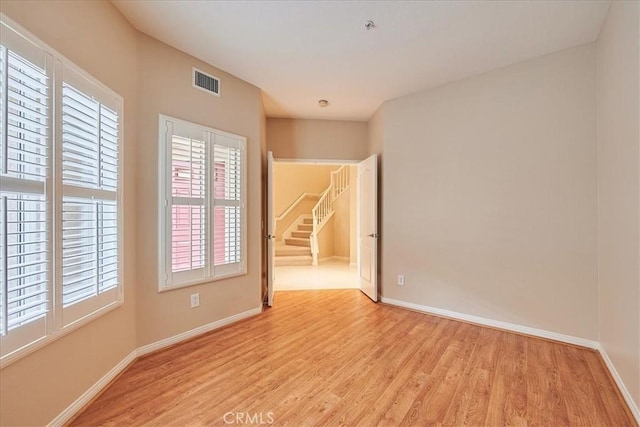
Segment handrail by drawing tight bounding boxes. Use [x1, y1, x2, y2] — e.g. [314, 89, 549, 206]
[275, 192, 321, 221]
[310, 166, 350, 265]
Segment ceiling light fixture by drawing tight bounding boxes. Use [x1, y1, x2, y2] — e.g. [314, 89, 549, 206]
[318, 99, 328, 108]
[364, 20, 375, 30]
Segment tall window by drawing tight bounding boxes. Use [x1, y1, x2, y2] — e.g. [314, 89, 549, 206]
[0, 18, 123, 365]
[159, 115, 246, 291]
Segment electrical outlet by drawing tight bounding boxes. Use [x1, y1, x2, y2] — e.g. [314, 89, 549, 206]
[190, 293, 200, 308]
[397, 275, 405, 286]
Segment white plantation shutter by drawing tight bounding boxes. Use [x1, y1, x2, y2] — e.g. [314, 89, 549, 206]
[60, 75, 121, 325]
[0, 17, 123, 365]
[212, 141, 243, 271]
[171, 134, 206, 276]
[159, 116, 246, 291]
[0, 30, 53, 357]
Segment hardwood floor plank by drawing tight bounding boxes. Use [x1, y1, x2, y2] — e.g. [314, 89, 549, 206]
[555, 344, 614, 426]
[525, 338, 570, 426]
[440, 327, 501, 426]
[582, 349, 638, 425]
[71, 290, 637, 427]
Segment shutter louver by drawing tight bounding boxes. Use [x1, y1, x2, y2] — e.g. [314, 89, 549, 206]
[62, 84, 99, 188]
[61, 198, 97, 306]
[98, 200, 117, 292]
[6, 51, 48, 183]
[99, 106, 118, 191]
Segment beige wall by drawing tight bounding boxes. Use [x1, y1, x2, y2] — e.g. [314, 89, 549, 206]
[377, 43, 599, 340]
[267, 118, 367, 160]
[332, 188, 350, 258]
[349, 165, 357, 264]
[597, 0, 640, 410]
[273, 163, 337, 216]
[318, 216, 335, 258]
[135, 33, 263, 347]
[366, 106, 385, 157]
[0, 1, 139, 425]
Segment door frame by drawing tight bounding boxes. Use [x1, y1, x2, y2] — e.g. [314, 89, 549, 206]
[266, 157, 365, 302]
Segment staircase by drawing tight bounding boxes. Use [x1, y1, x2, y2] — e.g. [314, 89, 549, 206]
[275, 217, 313, 266]
[274, 165, 350, 267]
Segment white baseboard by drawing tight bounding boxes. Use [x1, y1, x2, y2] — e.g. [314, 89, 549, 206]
[48, 350, 137, 427]
[380, 297, 599, 349]
[598, 345, 640, 423]
[49, 305, 263, 426]
[318, 256, 350, 263]
[137, 306, 263, 357]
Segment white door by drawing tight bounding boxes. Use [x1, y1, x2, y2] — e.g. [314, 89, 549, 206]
[267, 151, 275, 306]
[358, 154, 378, 302]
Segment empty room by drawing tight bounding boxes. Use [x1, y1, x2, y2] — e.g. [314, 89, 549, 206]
[0, 1, 638, 426]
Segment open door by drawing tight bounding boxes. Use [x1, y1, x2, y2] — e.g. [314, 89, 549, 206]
[358, 154, 378, 302]
[266, 151, 275, 306]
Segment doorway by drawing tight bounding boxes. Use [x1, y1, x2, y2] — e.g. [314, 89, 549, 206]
[266, 154, 378, 305]
[272, 160, 357, 291]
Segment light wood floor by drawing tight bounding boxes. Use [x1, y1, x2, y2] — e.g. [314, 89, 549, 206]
[72, 290, 636, 426]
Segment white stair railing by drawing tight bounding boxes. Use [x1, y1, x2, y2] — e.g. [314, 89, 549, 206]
[310, 166, 350, 265]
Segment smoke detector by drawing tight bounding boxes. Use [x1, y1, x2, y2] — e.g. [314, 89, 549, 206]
[318, 99, 328, 108]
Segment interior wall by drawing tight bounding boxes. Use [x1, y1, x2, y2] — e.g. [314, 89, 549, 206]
[0, 1, 139, 425]
[332, 187, 351, 258]
[596, 0, 640, 411]
[267, 118, 367, 160]
[273, 163, 338, 216]
[349, 165, 357, 264]
[379, 43, 599, 340]
[135, 33, 263, 347]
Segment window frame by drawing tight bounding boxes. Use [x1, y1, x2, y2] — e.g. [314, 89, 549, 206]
[158, 114, 247, 292]
[0, 15, 124, 368]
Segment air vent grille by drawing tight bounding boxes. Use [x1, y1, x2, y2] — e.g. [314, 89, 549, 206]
[193, 68, 220, 96]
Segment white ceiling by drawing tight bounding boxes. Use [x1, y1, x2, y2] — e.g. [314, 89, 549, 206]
[112, 0, 610, 121]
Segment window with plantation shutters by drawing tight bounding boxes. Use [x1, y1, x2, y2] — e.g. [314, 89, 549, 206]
[159, 115, 246, 291]
[0, 17, 123, 365]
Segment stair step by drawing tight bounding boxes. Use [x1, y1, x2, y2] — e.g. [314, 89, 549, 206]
[303, 217, 313, 225]
[275, 255, 313, 267]
[275, 245, 311, 256]
[291, 231, 311, 238]
[298, 224, 312, 232]
[285, 237, 311, 247]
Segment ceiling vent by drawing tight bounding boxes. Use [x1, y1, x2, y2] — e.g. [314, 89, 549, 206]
[193, 68, 220, 96]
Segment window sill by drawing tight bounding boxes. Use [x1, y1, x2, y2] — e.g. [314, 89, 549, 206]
[158, 270, 247, 293]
